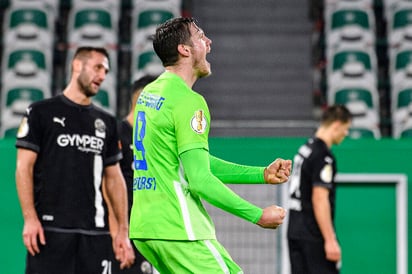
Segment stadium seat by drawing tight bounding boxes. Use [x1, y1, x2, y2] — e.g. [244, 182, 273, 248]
[1, 46, 53, 92]
[388, 4, 412, 49]
[0, 106, 27, 139]
[67, 6, 118, 48]
[394, 87, 412, 110]
[392, 87, 412, 124]
[329, 86, 379, 109]
[393, 112, 412, 138]
[1, 87, 47, 113]
[0, 126, 19, 139]
[345, 99, 380, 132]
[3, 5, 55, 48]
[389, 48, 412, 89]
[325, 7, 375, 54]
[348, 117, 381, 139]
[131, 0, 181, 50]
[9, 0, 59, 13]
[327, 48, 378, 91]
[0, 86, 48, 139]
[131, 45, 164, 82]
[400, 127, 412, 137]
[348, 127, 380, 139]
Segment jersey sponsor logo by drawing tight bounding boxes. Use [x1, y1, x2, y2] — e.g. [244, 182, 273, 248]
[57, 134, 104, 153]
[137, 92, 165, 110]
[17, 116, 29, 138]
[95, 119, 106, 138]
[320, 164, 333, 183]
[42, 214, 54, 221]
[191, 110, 207, 134]
[53, 116, 66, 127]
[133, 176, 157, 191]
[289, 197, 302, 211]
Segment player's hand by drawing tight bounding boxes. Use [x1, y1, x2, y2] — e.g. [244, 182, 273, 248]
[22, 217, 46, 256]
[256, 205, 287, 229]
[264, 158, 292, 184]
[113, 232, 136, 269]
[324, 239, 341, 262]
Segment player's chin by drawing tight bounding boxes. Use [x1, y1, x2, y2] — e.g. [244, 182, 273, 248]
[198, 68, 211, 78]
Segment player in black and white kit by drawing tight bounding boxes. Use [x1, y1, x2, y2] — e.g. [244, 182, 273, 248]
[106, 75, 158, 274]
[15, 47, 135, 274]
[287, 105, 352, 274]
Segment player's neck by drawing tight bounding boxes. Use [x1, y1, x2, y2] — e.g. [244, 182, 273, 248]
[63, 84, 92, 106]
[315, 128, 333, 148]
[165, 65, 197, 88]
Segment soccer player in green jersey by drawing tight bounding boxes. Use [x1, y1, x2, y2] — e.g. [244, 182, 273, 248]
[130, 17, 292, 273]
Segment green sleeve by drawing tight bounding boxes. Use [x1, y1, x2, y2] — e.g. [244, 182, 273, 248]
[209, 155, 266, 184]
[180, 148, 263, 224]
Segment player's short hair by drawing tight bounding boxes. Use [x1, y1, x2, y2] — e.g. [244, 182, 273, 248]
[321, 105, 353, 126]
[73, 46, 110, 64]
[153, 17, 195, 67]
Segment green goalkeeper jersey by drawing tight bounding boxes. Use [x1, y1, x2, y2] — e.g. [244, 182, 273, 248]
[130, 72, 263, 241]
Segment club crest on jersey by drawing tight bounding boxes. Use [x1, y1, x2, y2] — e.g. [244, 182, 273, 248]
[17, 117, 29, 138]
[190, 110, 207, 134]
[320, 164, 333, 183]
[95, 119, 106, 138]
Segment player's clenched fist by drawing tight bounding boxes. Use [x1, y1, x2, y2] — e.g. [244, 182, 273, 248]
[256, 205, 287, 229]
[264, 158, 292, 184]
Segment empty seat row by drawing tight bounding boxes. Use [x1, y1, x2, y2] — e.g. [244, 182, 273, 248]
[324, 0, 381, 138]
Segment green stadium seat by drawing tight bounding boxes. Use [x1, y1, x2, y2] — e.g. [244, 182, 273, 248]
[4, 5, 55, 48]
[333, 87, 376, 108]
[400, 128, 412, 137]
[93, 89, 110, 107]
[1, 47, 52, 93]
[137, 9, 174, 29]
[132, 48, 163, 82]
[348, 127, 378, 139]
[327, 48, 378, 92]
[74, 9, 111, 30]
[325, 7, 375, 53]
[131, 0, 181, 50]
[332, 50, 373, 72]
[6, 48, 48, 74]
[2, 127, 19, 139]
[67, 6, 117, 48]
[396, 88, 412, 109]
[5, 87, 45, 107]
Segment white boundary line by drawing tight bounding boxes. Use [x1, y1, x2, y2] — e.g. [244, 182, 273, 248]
[280, 173, 408, 274]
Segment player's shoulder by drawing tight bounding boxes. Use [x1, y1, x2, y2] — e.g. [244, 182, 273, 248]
[26, 95, 65, 117]
[31, 94, 61, 107]
[306, 138, 330, 159]
[117, 119, 132, 134]
[89, 103, 117, 120]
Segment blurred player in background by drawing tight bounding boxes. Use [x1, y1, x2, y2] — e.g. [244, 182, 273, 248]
[15, 46, 135, 274]
[287, 105, 352, 274]
[129, 17, 292, 273]
[105, 75, 158, 274]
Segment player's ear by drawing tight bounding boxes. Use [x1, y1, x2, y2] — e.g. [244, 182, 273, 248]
[178, 44, 190, 57]
[72, 59, 82, 73]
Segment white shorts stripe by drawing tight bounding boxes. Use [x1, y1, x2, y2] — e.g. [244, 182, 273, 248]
[174, 181, 195, 240]
[204, 240, 230, 274]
